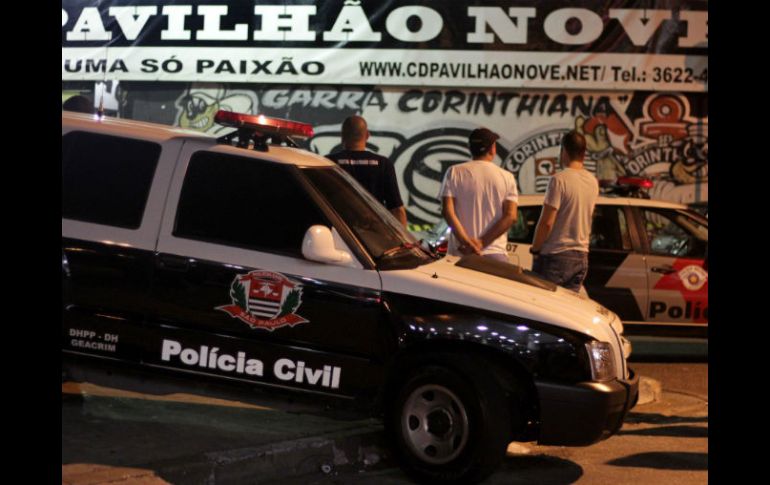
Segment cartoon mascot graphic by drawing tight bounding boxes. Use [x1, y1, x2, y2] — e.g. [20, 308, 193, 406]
[575, 114, 632, 185]
[639, 94, 708, 186]
[175, 84, 258, 134]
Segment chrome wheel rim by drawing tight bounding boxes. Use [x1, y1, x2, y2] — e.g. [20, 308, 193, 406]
[401, 384, 470, 464]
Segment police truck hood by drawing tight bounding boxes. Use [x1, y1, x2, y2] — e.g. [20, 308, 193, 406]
[380, 256, 619, 341]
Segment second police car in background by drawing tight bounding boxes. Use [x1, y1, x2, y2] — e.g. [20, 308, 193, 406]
[62, 111, 638, 483]
[421, 194, 708, 337]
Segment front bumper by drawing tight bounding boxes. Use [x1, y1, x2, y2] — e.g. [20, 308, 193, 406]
[534, 368, 639, 446]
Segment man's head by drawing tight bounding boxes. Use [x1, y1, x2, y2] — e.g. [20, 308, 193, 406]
[341, 115, 369, 149]
[468, 128, 499, 159]
[560, 130, 587, 166]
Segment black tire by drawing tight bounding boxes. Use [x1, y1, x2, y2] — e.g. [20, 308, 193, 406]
[387, 354, 512, 484]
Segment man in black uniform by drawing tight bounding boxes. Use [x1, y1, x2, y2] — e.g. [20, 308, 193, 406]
[326, 116, 408, 226]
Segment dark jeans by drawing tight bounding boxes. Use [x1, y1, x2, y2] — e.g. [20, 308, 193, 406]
[532, 250, 589, 292]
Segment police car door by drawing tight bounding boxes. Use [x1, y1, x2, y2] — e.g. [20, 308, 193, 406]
[584, 203, 648, 323]
[149, 145, 385, 398]
[636, 208, 709, 326]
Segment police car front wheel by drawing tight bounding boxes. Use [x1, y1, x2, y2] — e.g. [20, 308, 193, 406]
[401, 383, 470, 464]
[389, 358, 512, 483]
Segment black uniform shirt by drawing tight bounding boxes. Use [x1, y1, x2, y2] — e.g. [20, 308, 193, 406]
[325, 150, 404, 210]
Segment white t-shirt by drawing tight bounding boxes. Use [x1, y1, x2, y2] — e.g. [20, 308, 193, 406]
[541, 167, 599, 254]
[439, 160, 519, 256]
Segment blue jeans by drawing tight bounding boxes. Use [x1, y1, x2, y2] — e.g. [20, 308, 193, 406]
[532, 250, 588, 292]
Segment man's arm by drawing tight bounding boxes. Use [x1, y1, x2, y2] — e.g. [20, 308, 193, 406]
[390, 206, 407, 227]
[383, 159, 408, 227]
[530, 204, 558, 252]
[479, 200, 518, 248]
[442, 196, 481, 254]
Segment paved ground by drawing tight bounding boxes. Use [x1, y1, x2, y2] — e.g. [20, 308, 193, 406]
[62, 359, 707, 485]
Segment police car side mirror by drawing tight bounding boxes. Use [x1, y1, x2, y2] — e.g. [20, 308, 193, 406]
[302, 225, 357, 268]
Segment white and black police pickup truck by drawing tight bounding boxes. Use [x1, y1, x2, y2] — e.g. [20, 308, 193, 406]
[62, 110, 638, 483]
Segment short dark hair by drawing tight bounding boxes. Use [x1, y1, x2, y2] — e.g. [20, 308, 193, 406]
[468, 127, 499, 158]
[561, 130, 586, 161]
[341, 115, 367, 146]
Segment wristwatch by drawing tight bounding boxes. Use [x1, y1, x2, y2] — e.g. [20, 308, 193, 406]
[529, 247, 540, 255]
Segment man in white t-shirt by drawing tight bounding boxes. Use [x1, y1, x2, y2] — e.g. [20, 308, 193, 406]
[530, 130, 599, 291]
[439, 128, 518, 262]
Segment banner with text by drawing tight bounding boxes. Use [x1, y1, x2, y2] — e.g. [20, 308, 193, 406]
[62, 0, 708, 92]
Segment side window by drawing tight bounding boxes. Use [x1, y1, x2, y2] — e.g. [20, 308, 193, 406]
[508, 207, 543, 243]
[590, 206, 632, 251]
[174, 152, 331, 257]
[640, 209, 708, 258]
[62, 131, 160, 229]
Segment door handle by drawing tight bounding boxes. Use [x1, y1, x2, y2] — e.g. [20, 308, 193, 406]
[651, 265, 676, 274]
[157, 254, 191, 272]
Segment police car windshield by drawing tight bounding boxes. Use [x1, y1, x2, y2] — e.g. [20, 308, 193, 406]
[302, 167, 431, 269]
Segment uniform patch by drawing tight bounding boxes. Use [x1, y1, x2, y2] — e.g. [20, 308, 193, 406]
[678, 264, 708, 291]
[217, 270, 308, 331]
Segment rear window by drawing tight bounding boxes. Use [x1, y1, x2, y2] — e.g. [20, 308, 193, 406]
[508, 206, 542, 243]
[62, 131, 160, 229]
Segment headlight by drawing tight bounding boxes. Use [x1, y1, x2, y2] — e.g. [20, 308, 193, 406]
[585, 341, 616, 382]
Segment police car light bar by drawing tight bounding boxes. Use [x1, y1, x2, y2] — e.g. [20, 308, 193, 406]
[214, 110, 314, 139]
[617, 176, 654, 189]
